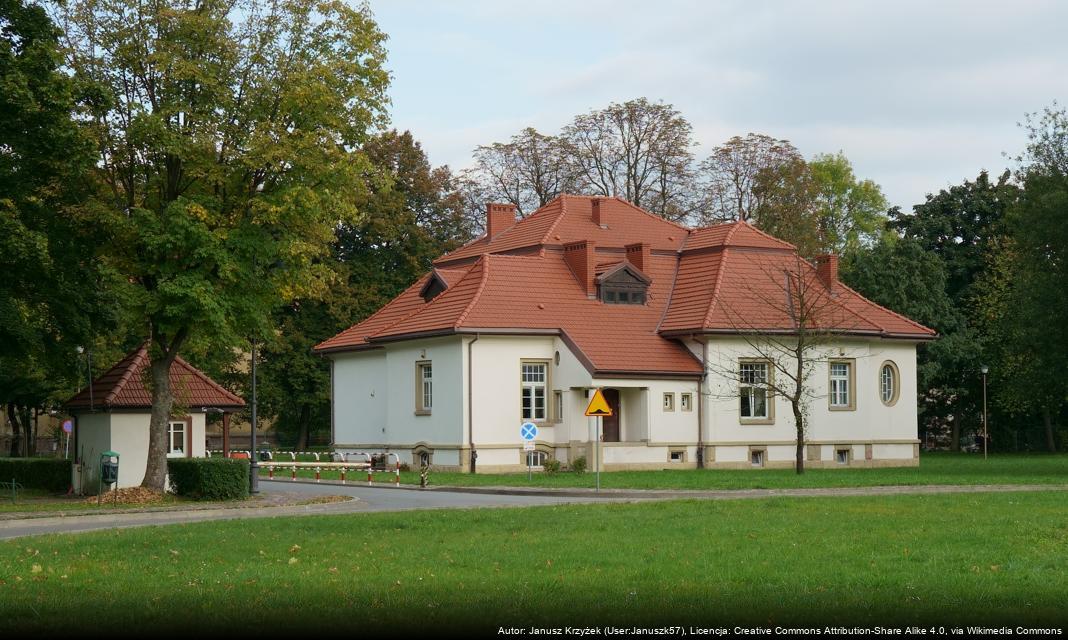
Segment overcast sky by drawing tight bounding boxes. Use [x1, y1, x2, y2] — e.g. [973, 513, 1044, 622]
[368, 0, 1068, 211]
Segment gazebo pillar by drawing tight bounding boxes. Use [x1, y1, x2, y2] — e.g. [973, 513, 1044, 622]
[222, 412, 231, 458]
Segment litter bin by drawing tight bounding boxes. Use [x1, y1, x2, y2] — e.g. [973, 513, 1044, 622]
[100, 451, 120, 486]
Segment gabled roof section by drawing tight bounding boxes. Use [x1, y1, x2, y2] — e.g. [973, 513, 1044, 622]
[434, 195, 688, 267]
[595, 260, 651, 285]
[684, 220, 796, 252]
[64, 345, 245, 411]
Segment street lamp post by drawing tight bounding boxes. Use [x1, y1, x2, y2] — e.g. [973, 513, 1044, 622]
[980, 365, 989, 460]
[76, 346, 94, 410]
[249, 339, 259, 494]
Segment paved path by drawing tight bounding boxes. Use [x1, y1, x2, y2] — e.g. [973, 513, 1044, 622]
[1, 480, 1064, 540]
[0, 481, 612, 540]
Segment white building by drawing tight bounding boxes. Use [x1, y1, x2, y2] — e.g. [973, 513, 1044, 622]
[316, 196, 935, 472]
[64, 345, 245, 489]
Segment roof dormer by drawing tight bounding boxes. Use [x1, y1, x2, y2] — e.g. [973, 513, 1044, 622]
[419, 270, 449, 302]
[596, 261, 651, 305]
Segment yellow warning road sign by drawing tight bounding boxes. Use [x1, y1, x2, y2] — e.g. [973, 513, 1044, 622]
[584, 388, 613, 417]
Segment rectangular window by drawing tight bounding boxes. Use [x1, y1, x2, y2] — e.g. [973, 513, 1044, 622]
[680, 393, 692, 412]
[836, 449, 850, 465]
[521, 362, 548, 421]
[669, 450, 685, 463]
[416, 361, 432, 414]
[663, 392, 675, 411]
[168, 421, 186, 456]
[751, 449, 765, 467]
[829, 361, 854, 409]
[553, 391, 563, 423]
[740, 362, 770, 420]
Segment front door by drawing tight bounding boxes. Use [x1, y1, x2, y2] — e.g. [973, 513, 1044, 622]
[601, 388, 621, 442]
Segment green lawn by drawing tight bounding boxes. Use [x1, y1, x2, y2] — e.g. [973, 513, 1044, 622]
[1, 492, 1066, 632]
[0, 489, 188, 514]
[261, 452, 1068, 490]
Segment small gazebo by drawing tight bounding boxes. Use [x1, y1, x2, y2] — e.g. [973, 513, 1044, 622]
[64, 344, 245, 489]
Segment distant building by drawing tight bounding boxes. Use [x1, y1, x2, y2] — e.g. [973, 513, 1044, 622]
[316, 196, 935, 472]
[64, 345, 245, 489]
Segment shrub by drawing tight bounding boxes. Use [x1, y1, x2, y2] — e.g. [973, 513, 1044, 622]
[0, 457, 71, 492]
[542, 459, 561, 475]
[167, 458, 249, 500]
[570, 456, 587, 475]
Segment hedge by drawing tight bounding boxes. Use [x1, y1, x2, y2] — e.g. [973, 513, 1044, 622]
[0, 458, 72, 492]
[167, 458, 249, 500]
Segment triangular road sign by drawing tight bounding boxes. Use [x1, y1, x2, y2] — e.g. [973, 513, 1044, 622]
[584, 388, 613, 417]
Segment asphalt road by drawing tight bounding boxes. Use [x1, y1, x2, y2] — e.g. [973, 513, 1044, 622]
[0, 480, 611, 540]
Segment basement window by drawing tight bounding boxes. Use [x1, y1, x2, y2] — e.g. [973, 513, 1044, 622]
[836, 449, 850, 465]
[750, 449, 765, 468]
[669, 450, 685, 463]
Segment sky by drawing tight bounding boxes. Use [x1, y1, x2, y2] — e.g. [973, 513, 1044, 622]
[367, 0, 1068, 211]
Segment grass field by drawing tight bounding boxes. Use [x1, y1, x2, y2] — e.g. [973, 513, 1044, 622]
[2, 491, 1066, 632]
[260, 452, 1068, 490]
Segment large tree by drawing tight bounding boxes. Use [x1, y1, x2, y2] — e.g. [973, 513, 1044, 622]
[1, 0, 115, 455]
[259, 130, 470, 449]
[463, 127, 575, 220]
[57, 0, 389, 489]
[562, 98, 698, 221]
[698, 133, 802, 224]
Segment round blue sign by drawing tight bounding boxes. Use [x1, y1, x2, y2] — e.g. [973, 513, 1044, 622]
[520, 422, 538, 440]
[62, 420, 73, 434]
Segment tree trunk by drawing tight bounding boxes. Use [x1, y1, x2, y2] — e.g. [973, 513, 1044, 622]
[142, 353, 177, 490]
[793, 402, 805, 474]
[6, 404, 22, 457]
[950, 416, 961, 452]
[295, 403, 311, 451]
[1044, 406, 1057, 453]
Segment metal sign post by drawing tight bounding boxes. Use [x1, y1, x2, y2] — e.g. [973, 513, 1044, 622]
[520, 422, 538, 482]
[583, 388, 612, 494]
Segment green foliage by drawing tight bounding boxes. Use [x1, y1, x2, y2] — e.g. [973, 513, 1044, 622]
[0, 0, 117, 448]
[259, 130, 471, 448]
[56, 0, 391, 487]
[570, 456, 587, 474]
[542, 459, 561, 475]
[808, 152, 888, 255]
[166, 458, 249, 501]
[0, 457, 72, 492]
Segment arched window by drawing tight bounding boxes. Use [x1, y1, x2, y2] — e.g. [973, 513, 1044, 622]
[879, 361, 899, 406]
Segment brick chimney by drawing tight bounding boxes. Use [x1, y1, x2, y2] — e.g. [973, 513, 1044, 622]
[625, 242, 651, 273]
[486, 203, 517, 239]
[591, 198, 608, 228]
[814, 254, 839, 290]
[564, 240, 597, 297]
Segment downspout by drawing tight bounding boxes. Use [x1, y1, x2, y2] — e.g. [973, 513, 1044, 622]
[468, 333, 480, 473]
[696, 336, 707, 469]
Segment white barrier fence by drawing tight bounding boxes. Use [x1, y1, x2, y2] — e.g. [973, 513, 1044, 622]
[207, 450, 402, 486]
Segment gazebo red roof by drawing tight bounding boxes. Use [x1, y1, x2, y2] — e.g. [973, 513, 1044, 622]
[64, 345, 245, 412]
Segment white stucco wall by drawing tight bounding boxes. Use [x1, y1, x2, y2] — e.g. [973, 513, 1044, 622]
[700, 336, 919, 464]
[328, 331, 919, 471]
[74, 411, 209, 490]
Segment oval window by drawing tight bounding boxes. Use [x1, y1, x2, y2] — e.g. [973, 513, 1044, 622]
[879, 361, 899, 406]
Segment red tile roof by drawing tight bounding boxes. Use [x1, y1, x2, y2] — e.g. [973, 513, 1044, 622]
[316, 197, 935, 375]
[64, 345, 245, 411]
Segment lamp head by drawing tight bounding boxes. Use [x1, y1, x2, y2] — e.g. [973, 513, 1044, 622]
[76, 346, 84, 354]
[981, 365, 989, 375]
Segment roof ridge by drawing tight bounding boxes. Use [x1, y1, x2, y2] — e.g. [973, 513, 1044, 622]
[454, 255, 492, 327]
[105, 344, 149, 407]
[655, 245, 685, 333]
[610, 196, 692, 231]
[835, 280, 937, 336]
[370, 264, 481, 339]
[174, 356, 244, 405]
[703, 247, 731, 327]
[741, 221, 797, 250]
[315, 273, 435, 349]
[538, 195, 569, 246]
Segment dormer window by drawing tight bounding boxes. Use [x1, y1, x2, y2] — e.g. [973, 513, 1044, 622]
[419, 271, 449, 303]
[596, 261, 650, 305]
